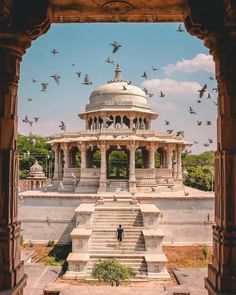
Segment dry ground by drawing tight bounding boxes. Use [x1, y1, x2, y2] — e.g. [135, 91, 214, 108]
[22, 244, 212, 287]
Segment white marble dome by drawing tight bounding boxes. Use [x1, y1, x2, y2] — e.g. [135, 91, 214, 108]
[85, 65, 151, 112]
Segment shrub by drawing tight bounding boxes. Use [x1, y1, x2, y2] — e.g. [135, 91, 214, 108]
[202, 245, 208, 259]
[20, 235, 24, 246]
[92, 259, 135, 286]
[47, 240, 55, 247]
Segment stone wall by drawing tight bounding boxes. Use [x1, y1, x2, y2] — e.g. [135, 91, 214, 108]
[19, 194, 214, 245]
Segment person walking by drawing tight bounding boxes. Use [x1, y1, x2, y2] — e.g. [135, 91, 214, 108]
[116, 225, 124, 248]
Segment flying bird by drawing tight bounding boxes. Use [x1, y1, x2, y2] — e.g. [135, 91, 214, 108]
[105, 57, 114, 64]
[31, 79, 36, 83]
[160, 91, 165, 98]
[29, 121, 33, 127]
[148, 93, 154, 98]
[75, 72, 81, 78]
[27, 97, 32, 102]
[167, 129, 173, 134]
[59, 121, 66, 131]
[143, 87, 148, 95]
[50, 74, 61, 85]
[33, 117, 39, 122]
[128, 81, 132, 85]
[177, 24, 184, 32]
[213, 101, 218, 106]
[110, 41, 121, 53]
[165, 120, 170, 125]
[82, 74, 92, 85]
[41, 83, 48, 92]
[197, 99, 202, 103]
[198, 84, 207, 98]
[194, 141, 199, 144]
[22, 116, 29, 123]
[206, 121, 212, 125]
[209, 76, 214, 80]
[51, 49, 59, 55]
[208, 138, 213, 144]
[197, 121, 202, 126]
[203, 143, 210, 147]
[152, 66, 159, 71]
[176, 131, 184, 137]
[141, 71, 147, 79]
[207, 93, 211, 99]
[189, 106, 196, 114]
[212, 87, 218, 92]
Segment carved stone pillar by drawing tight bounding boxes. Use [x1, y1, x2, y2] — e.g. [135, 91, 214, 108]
[148, 146, 156, 169]
[98, 144, 107, 192]
[173, 150, 178, 179]
[80, 144, 87, 170]
[177, 146, 183, 180]
[185, 2, 236, 294]
[0, 2, 51, 293]
[51, 144, 59, 179]
[61, 143, 69, 169]
[129, 144, 137, 192]
[166, 148, 173, 170]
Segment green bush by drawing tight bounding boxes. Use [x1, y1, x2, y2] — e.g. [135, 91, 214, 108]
[47, 240, 55, 247]
[92, 259, 135, 286]
[202, 245, 209, 259]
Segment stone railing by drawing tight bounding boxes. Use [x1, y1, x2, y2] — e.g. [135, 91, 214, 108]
[80, 168, 100, 178]
[155, 168, 172, 179]
[135, 168, 172, 179]
[135, 168, 156, 179]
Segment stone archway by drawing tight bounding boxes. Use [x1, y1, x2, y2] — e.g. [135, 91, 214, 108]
[107, 146, 129, 179]
[1, 1, 236, 294]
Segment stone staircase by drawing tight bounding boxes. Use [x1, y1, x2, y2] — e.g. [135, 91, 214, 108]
[64, 194, 170, 281]
[106, 180, 129, 192]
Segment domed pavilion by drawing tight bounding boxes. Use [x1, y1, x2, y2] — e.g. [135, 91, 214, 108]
[50, 65, 188, 193]
[26, 160, 46, 190]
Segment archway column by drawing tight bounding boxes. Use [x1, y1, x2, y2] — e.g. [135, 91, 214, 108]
[98, 143, 107, 192]
[185, 2, 236, 294]
[148, 145, 156, 169]
[177, 146, 183, 180]
[51, 144, 60, 179]
[173, 149, 178, 179]
[129, 144, 137, 192]
[61, 143, 69, 169]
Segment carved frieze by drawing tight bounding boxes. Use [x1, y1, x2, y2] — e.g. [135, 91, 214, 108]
[102, 1, 133, 14]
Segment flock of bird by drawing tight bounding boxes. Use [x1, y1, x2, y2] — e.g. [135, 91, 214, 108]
[22, 24, 216, 152]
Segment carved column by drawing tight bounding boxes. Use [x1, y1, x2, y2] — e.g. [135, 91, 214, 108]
[173, 149, 178, 179]
[148, 146, 156, 169]
[51, 144, 59, 179]
[98, 143, 107, 192]
[166, 148, 173, 170]
[129, 144, 137, 192]
[0, 2, 51, 293]
[61, 143, 69, 169]
[80, 144, 87, 170]
[177, 146, 183, 180]
[185, 2, 236, 294]
[0, 34, 30, 293]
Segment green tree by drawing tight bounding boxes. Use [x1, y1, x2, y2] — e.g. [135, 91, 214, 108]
[92, 259, 135, 286]
[18, 134, 53, 179]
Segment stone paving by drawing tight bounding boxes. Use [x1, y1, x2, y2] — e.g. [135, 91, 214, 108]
[24, 264, 208, 295]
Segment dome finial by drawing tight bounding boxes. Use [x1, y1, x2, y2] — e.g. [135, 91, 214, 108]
[114, 64, 122, 81]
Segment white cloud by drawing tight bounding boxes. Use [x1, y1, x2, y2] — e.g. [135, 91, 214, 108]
[142, 78, 202, 102]
[163, 54, 214, 75]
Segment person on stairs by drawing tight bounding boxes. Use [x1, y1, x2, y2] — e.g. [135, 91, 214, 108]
[116, 225, 124, 248]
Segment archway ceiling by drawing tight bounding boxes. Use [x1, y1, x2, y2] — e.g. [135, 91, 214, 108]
[51, 0, 187, 23]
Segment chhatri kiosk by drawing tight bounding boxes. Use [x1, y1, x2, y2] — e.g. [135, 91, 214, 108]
[50, 65, 188, 194]
[44, 65, 190, 280]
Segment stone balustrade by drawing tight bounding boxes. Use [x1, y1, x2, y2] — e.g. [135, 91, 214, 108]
[75, 204, 95, 227]
[143, 229, 165, 253]
[155, 168, 172, 179]
[71, 228, 92, 253]
[80, 168, 100, 179]
[135, 168, 156, 179]
[140, 204, 160, 228]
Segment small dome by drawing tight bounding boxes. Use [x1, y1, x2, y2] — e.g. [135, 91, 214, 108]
[85, 65, 151, 112]
[28, 160, 46, 178]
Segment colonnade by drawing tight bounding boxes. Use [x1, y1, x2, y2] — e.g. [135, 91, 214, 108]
[51, 142, 184, 184]
[86, 114, 151, 130]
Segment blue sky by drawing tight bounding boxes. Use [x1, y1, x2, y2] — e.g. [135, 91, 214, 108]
[18, 23, 217, 154]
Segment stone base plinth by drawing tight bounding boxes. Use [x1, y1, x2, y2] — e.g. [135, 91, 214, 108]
[145, 254, 170, 280]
